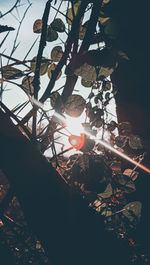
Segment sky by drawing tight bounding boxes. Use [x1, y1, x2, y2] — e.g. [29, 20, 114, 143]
[0, 0, 117, 143]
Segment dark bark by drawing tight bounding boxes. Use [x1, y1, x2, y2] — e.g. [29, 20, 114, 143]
[111, 0, 150, 253]
[0, 109, 130, 265]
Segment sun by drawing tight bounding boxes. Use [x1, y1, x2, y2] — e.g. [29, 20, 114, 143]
[65, 114, 84, 136]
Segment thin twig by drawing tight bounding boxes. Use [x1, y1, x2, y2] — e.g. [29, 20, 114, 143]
[0, 0, 21, 19]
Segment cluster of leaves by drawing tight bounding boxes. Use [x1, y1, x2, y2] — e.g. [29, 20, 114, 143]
[0, 0, 149, 264]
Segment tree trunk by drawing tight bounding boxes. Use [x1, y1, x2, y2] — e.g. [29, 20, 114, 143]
[0, 109, 130, 265]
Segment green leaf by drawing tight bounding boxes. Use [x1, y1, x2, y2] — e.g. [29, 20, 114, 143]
[51, 18, 65, 32]
[103, 18, 118, 40]
[128, 135, 143, 150]
[98, 183, 112, 199]
[33, 19, 42, 33]
[64, 94, 86, 117]
[22, 76, 34, 94]
[81, 79, 92, 87]
[30, 56, 49, 75]
[66, 1, 82, 25]
[122, 201, 142, 222]
[1, 66, 23, 80]
[51, 46, 63, 62]
[46, 26, 58, 42]
[47, 63, 62, 80]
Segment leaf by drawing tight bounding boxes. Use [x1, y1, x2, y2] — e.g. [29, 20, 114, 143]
[51, 46, 63, 62]
[66, 1, 81, 25]
[79, 25, 86, 40]
[113, 174, 136, 193]
[81, 79, 92, 87]
[46, 26, 58, 42]
[0, 25, 15, 33]
[98, 183, 112, 198]
[64, 94, 86, 117]
[102, 81, 111, 91]
[97, 64, 117, 80]
[51, 18, 65, 32]
[50, 91, 61, 108]
[1, 66, 23, 80]
[47, 63, 62, 80]
[128, 135, 143, 150]
[102, 18, 118, 40]
[30, 56, 49, 75]
[74, 63, 97, 81]
[118, 122, 132, 135]
[33, 19, 42, 33]
[22, 76, 34, 94]
[115, 135, 128, 148]
[123, 169, 139, 181]
[122, 201, 142, 222]
[107, 120, 118, 132]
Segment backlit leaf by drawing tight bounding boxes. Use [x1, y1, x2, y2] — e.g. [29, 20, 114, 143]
[1, 66, 23, 80]
[64, 94, 86, 117]
[33, 19, 42, 33]
[47, 63, 62, 80]
[51, 18, 65, 32]
[51, 46, 63, 62]
[46, 26, 58, 42]
[30, 56, 49, 75]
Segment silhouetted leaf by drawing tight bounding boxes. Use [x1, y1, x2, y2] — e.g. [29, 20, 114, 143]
[51, 18, 65, 32]
[30, 56, 49, 75]
[64, 94, 86, 117]
[46, 26, 58, 42]
[129, 135, 143, 150]
[33, 19, 42, 33]
[22, 76, 34, 94]
[123, 201, 142, 222]
[1, 66, 23, 80]
[47, 63, 62, 80]
[51, 46, 63, 62]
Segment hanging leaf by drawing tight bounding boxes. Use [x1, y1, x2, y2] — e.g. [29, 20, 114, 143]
[66, 1, 81, 25]
[107, 120, 118, 132]
[71, 154, 111, 193]
[102, 18, 118, 40]
[51, 18, 65, 32]
[110, 161, 122, 173]
[128, 135, 143, 150]
[50, 91, 61, 108]
[51, 46, 63, 62]
[122, 201, 142, 222]
[22, 76, 34, 94]
[33, 19, 42, 33]
[64, 94, 85, 117]
[123, 169, 139, 181]
[115, 135, 128, 148]
[98, 16, 110, 24]
[118, 122, 132, 135]
[98, 183, 113, 199]
[113, 174, 136, 193]
[97, 64, 117, 80]
[46, 26, 58, 42]
[81, 78, 92, 87]
[30, 56, 49, 75]
[79, 25, 86, 40]
[74, 63, 97, 81]
[102, 81, 111, 91]
[1, 66, 23, 80]
[47, 63, 62, 80]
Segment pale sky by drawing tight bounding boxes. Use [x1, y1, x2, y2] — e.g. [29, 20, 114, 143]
[0, 0, 117, 120]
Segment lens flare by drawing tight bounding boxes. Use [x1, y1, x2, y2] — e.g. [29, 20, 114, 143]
[54, 112, 150, 174]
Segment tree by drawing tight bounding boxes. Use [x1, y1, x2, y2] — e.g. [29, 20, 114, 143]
[0, 0, 150, 264]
